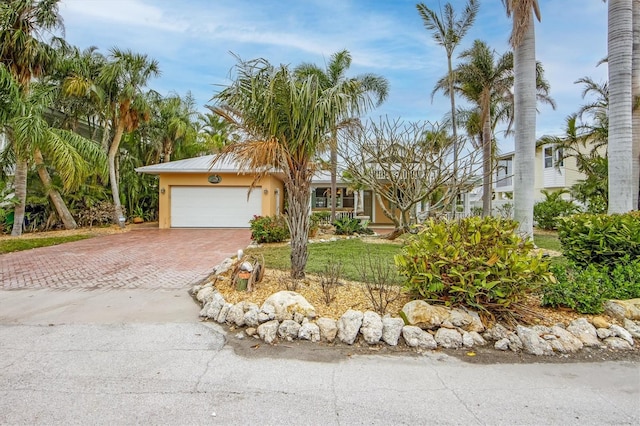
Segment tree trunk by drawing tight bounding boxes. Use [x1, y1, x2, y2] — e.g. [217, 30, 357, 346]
[286, 175, 311, 279]
[329, 129, 338, 222]
[632, 0, 640, 209]
[513, 15, 537, 237]
[10, 158, 28, 237]
[34, 149, 78, 230]
[108, 122, 126, 227]
[448, 53, 459, 217]
[607, 0, 634, 214]
[482, 105, 493, 217]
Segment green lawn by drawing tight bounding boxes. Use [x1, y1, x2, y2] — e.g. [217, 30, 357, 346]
[246, 238, 402, 282]
[0, 235, 92, 254]
[533, 232, 562, 252]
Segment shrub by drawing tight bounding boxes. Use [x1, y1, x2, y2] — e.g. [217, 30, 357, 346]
[356, 249, 402, 315]
[333, 217, 374, 235]
[533, 190, 579, 230]
[249, 215, 290, 243]
[542, 257, 640, 314]
[557, 212, 640, 268]
[395, 216, 553, 321]
[75, 201, 120, 228]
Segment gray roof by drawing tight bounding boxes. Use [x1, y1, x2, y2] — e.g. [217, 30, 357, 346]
[135, 155, 251, 174]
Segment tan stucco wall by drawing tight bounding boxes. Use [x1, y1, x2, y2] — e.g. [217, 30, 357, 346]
[156, 172, 284, 229]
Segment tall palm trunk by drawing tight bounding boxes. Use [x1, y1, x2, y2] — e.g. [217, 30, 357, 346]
[481, 103, 493, 217]
[10, 158, 28, 237]
[513, 15, 537, 237]
[34, 149, 78, 230]
[448, 53, 459, 216]
[632, 0, 640, 209]
[329, 129, 337, 222]
[109, 122, 126, 226]
[286, 174, 311, 279]
[607, 0, 634, 213]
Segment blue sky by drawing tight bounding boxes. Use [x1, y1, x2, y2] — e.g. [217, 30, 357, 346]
[59, 0, 608, 153]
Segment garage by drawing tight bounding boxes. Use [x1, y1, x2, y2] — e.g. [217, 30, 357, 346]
[170, 186, 262, 228]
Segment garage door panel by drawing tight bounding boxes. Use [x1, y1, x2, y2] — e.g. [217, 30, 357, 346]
[171, 186, 261, 228]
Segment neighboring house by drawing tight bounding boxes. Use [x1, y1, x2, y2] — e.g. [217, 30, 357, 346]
[492, 143, 587, 204]
[136, 155, 285, 228]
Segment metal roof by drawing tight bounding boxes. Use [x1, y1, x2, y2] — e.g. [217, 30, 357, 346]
[135, 155, 252, 174]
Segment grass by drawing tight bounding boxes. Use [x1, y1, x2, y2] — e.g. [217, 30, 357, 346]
[246, 238, 403, 282]
[533, 232, 562, 252]
[0, 235, 92, 254]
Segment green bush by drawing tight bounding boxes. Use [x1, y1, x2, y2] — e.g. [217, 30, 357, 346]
[395, 216, 553, 320]
[542, 257, 640, 314]
[533, 190, 579, 230]
[333, 217, 374, 236]
[249, 215, 290, 243]
[557, 212, 640, 267]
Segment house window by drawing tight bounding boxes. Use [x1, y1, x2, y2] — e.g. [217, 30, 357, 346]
[556, 147, 564, 167]
[544, 147, 553, 168]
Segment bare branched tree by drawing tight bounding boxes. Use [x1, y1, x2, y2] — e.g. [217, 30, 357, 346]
[339, 118, 480, 239]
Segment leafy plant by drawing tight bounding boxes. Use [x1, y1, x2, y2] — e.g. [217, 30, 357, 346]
[533, 190, 579, 230]
[356, 249, 402, 315]
[333, 216, 374, 236]
[395, 217, 553, 321]
[542, 257, 640, 314]
[249, 215, 290, 244]
[496, 203, 513, 219]
[557, 212, 640, 268]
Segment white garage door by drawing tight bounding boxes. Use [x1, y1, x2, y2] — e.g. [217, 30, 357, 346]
[170, 186, 262, 228]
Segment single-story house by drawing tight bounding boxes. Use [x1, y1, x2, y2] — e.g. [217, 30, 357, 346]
[136, 155, 284, 228]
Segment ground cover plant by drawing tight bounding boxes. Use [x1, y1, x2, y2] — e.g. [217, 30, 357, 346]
[0, 234, 91, 254]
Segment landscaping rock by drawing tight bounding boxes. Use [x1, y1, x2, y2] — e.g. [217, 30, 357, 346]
[245, 327, 257, 337]
[199, 292, 226, 319]
[507, 332, 523, 352]
[361, 311, 383, 345]
[517, 325, 553, 356]
[462, 331, 474, 348]
[298, 322, 320, 343]
[623, 319, 640, 339]
[468, 331, 487, 346]
[402, 326, 437, 349]
[483, 324, 510, 341]
[243, 307, 260, 328]
[260, 303, 276, 321]
[216, 303, 232, 324]
[435, 328, 462, 349]
[213, 258, 234, 276]
[316, 317, 338, 343]
[549, 326, 583, 353]
[196, 286, 215, 304]
[261, 291, 316, 322]
[226, 302, 246, 327]
[609, 324, 634, 346]
[597, 328, 613, 339]
[567, 318, 600, 347]
[278, 319, 301, 341]
[337, 310, 364, 345]
[257, 320, 279, 344]
[381, 317, 405, 346]
[591, 316, 611, 329]
[495, 338, 510, 351]
[447, 309, 473, 329]
[604, 337, 633, 351]
[604, 299, 640, 321]
[465, 310, 486, 333]
[400, 301, 449, 329]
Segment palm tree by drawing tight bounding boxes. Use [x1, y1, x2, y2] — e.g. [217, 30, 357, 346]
[605, 0, 634, 213]
[97, 48, 160, 226]
[1, 0, 63, 235]
[213, 57, 359, 279]
[417, 0, 479, 212]
[146, 92, 198, 163]
[503, 0, 541, 237]
[435, 40, 514, 216]
[294, 49, 388, 222]
[633, 0, 640, 209]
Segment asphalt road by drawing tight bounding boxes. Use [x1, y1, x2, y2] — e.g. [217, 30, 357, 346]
[1, 289, 639, 425]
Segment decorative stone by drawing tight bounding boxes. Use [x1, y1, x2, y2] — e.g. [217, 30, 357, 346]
[462, 331, 475, 348]
[623, 319, 640, 339]
[245, 327, 257, 337]
[604, 337, 633, 351]
[550, 325, 584, 353]
[317, 317, 338, 342]
[213, 258, 234, 276]
[260, 303, 276, 320]
[216, 303, 233, 324]
[507, 332, 523, 352]
[196, 286, 215, 304]
[435, 328, 462, 349]
[604, 299, 640, 321]
[278, 319, 301, 341]
[483, 324, 510, 341]
[400, 301, 449, 329]
[361, 311, 383, 344]
[447, 309, 473, 329]
[200, 292, 226, 319]
[226, 302, 246, 327]
[591, 316, 611, 329]
[402, 326, 437, 349]
[465, 310, 486, 333]
[243, 308, 260, 328]
[468, 331, 487, 346]
[257, 320, 279, 344]
[298, 322, 320, 343]
[516, 325, 553, 356]
[567, 318, 600, 347]
[261, 291, 316, 322]
[609, 324, 634, 346]
[382, 317, 405, 346]
[337, 310, 364, 345]
[596, 328, 613, 339]
[495, 338, 510, 351]
[258, 312, 271, 323]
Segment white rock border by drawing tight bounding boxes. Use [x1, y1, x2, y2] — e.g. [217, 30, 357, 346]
[191, 257, 639, 356]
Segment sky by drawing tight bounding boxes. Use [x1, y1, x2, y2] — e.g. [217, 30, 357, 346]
[58, 0, 609, 153]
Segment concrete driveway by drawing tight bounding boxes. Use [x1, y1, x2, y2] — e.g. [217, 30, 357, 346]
[0, 228, 251, 290]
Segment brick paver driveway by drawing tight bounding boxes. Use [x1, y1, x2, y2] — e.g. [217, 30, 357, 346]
[0, 228, 251, 290]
